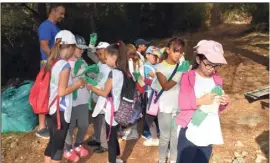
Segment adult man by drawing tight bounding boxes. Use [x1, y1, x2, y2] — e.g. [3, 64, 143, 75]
[36, 3, 65, 139]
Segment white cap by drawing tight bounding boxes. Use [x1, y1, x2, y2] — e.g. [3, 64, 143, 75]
[55, 30, 76, 44]
[96, 42, 110, 49]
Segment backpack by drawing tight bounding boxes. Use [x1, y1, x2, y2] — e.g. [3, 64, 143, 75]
[114, 72, 142, 127]
[29, 61, 61, 130]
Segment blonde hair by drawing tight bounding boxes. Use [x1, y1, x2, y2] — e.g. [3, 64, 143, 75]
[44, 39, 75, 76]
[126, 44, 139, 70]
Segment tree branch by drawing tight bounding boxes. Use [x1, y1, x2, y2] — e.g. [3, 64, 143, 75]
[20, 3, 41, 23]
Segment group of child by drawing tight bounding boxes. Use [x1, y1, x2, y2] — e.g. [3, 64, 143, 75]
[41, 29, 230, 163]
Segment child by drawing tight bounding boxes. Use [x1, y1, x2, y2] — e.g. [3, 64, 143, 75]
[63, 35, 90, 162]
[176, 40, 230, 163]
[155, 37, 186, 163]
[88, 42, 111, 154]
[143, 46, 162, 146]
[44, 30, 85, 163]
[86, 41, 127, 163]
[134, 38, 150, 62]
[120, 44, 141, 140]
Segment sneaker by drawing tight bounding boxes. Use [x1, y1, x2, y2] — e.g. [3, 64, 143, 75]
[87, 140, 100, 147]
[74, 145, 89, 157]
[116, 158, 123, 163]
[107, 158, 123, 163]
[143, 138, 159, 146]
[94, 146, 108, 154]
[141, 131, 152, 140]
[64, 149, 80, 162]
[35, 128, 49, 139]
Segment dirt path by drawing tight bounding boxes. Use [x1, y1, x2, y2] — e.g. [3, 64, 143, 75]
[2, 24, 269, 163]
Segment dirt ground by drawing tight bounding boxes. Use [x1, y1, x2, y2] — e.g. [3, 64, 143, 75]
[2, 24, 269, 163]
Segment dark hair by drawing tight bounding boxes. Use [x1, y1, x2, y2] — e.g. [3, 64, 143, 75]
[161, 37, 186, 60]
[50, 3, 65, 12]
[192, 53, 207, 70]
[106, 41, 128, 74]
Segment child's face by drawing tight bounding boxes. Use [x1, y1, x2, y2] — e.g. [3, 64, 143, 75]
[146, 53, 158, 64]
[197, 57, 222, 76]
[166, 45, 184, 63]
[96, 49, 106, 63]
[64, 45, 76, 59]
[105, 50, 117, 68]
[138, 44, 147, 52]
[73, 47, 84, 59]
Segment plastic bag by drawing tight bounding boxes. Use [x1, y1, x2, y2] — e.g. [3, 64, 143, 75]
[1, 80, 37, 133]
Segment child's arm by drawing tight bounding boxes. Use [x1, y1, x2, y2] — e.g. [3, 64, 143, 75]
[156, 72, 177, 91]
[87, 78, 112, 97]
[58, 68, 85, 97]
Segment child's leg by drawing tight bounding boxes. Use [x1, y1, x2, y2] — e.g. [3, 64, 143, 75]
[99, 114, 108, 149]
[50, 112, 70, 161]
[106, 123, 119, 163]
[74, 104, 89, 147]
[169, 114, 178, 162]
[158, 112, 172, 162]
[176, 128, 197, 163]
[145, 114, 158, 139]
[91, 114, 102, 143]
[193, 145, 213, 163]
[44, 115, 53, 162]
[64, 107, 78, 151]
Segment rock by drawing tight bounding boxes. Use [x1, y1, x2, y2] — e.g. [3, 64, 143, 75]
[241, 151, 248, 157]
[10, 142, 17, 148]
[235, 141, 244, 148]
[234, 151, 242, 158]
[224, 159, 232, 163]
[232, 157, 246, 163]
[255, 154, 267, 163]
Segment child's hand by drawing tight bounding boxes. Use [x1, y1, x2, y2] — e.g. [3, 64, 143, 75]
[199, 93, 216, 105]
[75, 79, 85, 89]
[86, 84, 93, 90]
[220, 94, 229, 105]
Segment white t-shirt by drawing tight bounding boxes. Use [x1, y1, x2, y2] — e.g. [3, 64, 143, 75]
[69, 60, 90, 107]
[186, 72, 224, 146]
[104, 69, 124, 126]
[92, 63, 112, 117]
[154, 61, 180, 113]
[49, 60, 73, 123]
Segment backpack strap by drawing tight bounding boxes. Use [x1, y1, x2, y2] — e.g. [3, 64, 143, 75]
[49, 95, 61, 130]
[154, 63, 179, 103]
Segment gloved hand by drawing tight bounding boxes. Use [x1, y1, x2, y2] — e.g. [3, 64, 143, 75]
[211, 86, 223, 96]
[172, 72, 182, 83]
[177, 60, 190, 72]
[132, 72, 140, 81]
[83, 64, 99, 74]
[89, 33, 97, 46]
[85, 76, 98, 86]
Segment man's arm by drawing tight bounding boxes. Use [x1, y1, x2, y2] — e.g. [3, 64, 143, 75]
[40, 40, 50, 57]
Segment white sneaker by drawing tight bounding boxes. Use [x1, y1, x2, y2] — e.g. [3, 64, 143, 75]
[107, 158, 123, 163]
[143, 138, 159, 146]
[116, 158, 123, 163]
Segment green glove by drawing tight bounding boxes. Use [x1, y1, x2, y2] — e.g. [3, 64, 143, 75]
[89, 33, 97, 46]
[88, 92, 93, 111]
[211, 86, 223, 96]
[83, 64, 99, 74]
[191, 109, 208, 126]
[74, 58, 85, 76]
[73, 90, 78, 100]
[85, 76, 98, 86]
[132, 72, 140, 81]
[177, 60, 190, 72]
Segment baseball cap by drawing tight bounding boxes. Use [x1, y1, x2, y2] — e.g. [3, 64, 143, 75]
[146, 46, 162, 58]
[96, 42, 110, 49]
[194, 40, 227, 64]
[55, 30, 76, 44]
[75, 35, 89, 49]
[134, 38, 150, 46]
